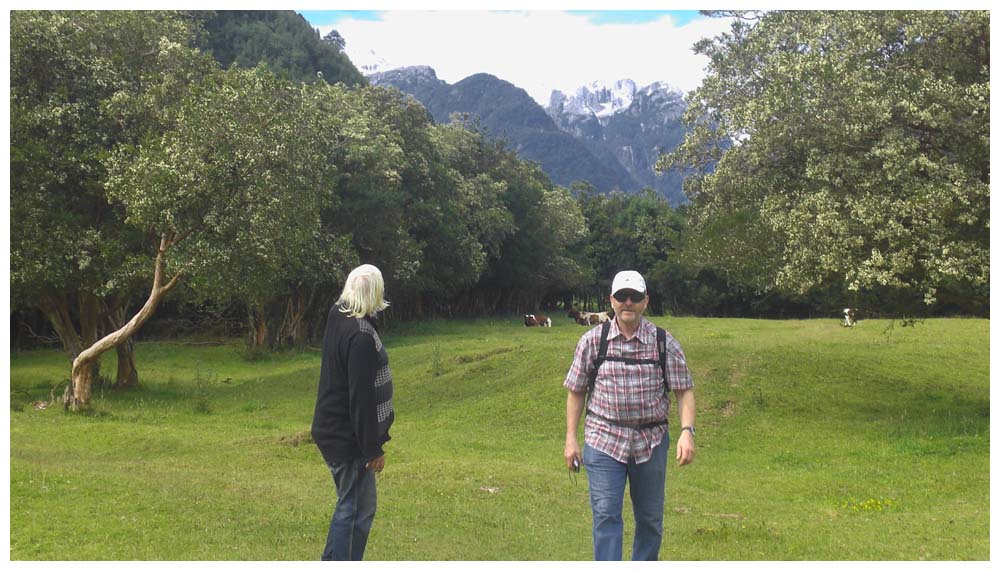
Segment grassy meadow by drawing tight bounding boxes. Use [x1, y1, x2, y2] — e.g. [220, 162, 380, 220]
[9, 316, 990, 560]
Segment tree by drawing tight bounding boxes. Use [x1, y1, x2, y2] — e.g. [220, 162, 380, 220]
[660, 11, 989, 310]
[11, 10, 211, 387]
[199, 11, 365, 87]
[64, 64, 336, 410]
[323, 29, 346, 51]
[574, 188, 685, 313]
[237, 83, 405, 352]
[476, 152, 589, 313]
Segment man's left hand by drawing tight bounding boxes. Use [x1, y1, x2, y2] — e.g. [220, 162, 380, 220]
[676, 431, 695, 466]
[365, 455, 385, 473]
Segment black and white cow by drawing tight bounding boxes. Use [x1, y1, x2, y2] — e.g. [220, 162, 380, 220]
[842, 308, 858, 327]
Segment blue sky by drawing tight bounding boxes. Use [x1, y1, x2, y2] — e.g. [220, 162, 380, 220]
[300, 10, 704, 26]
[299, 10, 730, 102]
[298, 10, 382, 25]
[570, 10, 703, 25]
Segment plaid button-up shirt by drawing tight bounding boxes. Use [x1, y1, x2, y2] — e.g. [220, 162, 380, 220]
[564, 317, 694, 464]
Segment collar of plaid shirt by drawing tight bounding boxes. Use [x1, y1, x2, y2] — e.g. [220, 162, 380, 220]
[606, 316, 657, 345]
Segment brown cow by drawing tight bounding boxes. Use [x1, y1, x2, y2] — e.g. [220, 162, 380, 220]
[523, 314, 552, 327]
[567, 309, 613, 326]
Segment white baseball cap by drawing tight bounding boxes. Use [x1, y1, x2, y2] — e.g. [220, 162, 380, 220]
[611, 270, 646, 295]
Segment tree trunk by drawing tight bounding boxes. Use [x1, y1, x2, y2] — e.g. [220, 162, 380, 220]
[268, 288, 314, 350]
[68, 235, 182, 411]
[65, 360, 96, 407]
[39, 291, 85, 362]
[39, 290, 102, 390]
[114, 340, 139, 388]
[78, 290, 101, 350]
[248, 303, 267, 354]
[107, 300, 139, 388]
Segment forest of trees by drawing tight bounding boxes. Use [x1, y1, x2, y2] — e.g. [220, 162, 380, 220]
[10, 10, 989, 409]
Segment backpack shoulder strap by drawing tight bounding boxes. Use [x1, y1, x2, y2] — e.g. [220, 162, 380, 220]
[586, 320, 613, 400]
[657, 327, 668, 393]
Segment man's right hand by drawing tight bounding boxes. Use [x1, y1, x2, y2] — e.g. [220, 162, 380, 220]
[564, 438, 582, 470]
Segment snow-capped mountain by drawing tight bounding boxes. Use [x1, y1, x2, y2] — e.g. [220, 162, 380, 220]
[368, 66, 637, 193]
[546, 80, 689, 204]
[547, 79, 685, 128]
[366, 67, 692, 204]
[551, 79, 639, 121]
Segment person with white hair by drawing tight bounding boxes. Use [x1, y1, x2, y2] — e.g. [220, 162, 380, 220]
[311, 264, 395, 561]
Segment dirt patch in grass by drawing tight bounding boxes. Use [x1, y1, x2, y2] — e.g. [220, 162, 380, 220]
[454, 347, 516, 364]
[720, 400, 737, 417]
[278, 431, 313, 447]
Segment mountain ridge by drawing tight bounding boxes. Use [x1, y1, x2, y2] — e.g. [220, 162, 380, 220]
[368, 66, 689, 204]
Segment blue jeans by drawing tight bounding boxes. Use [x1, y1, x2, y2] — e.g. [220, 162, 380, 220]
[584, 433, 669, 561]
[322, 458, 377, 561]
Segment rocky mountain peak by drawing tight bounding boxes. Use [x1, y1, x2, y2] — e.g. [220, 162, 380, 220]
[360, 66, 690, 205]
[368, 65, 441, 85]
[547, 79, 683, 123]
[549, 79, 639, 120]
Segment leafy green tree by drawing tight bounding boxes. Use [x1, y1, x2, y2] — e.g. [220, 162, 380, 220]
[408, 120, 518, 313]
[238, 83, 409, 352]
[660, 10, 989, 309]
[318, 87, 420, 300]
[476, 149, 589, 313]
[64, 65, 337, 409]
[10, 10, 211, 387]
[314, 89, 519, 319]
[574, 188, 685, 314]
[200, 11, 364, 87]
[322, 29, 346, 51]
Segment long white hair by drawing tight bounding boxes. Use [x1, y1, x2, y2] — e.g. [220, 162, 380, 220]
[338, 264, 390, 318]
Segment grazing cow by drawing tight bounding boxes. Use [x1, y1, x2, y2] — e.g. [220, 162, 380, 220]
[842, 308, 857, 327]
[567, 309, 613, 326]
[524, 314, 552, 327]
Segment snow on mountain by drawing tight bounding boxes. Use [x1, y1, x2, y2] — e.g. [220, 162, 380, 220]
[552, 79, 638, 119]
[547, 79, 683, 124]
[358, 66, 692, 204]
[545, 78, 690, 205]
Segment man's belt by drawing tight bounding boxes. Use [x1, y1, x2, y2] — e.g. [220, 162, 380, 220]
[586, 410, 668, 430]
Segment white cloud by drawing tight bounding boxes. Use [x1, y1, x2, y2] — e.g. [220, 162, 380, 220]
[316, 11, 733, 105]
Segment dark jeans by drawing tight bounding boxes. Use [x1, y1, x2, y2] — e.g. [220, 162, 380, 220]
[322, 458, 377, 561]
[583, 433, 669, 561]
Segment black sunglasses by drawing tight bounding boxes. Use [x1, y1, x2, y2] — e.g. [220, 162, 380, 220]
[613, 290, 646, 303]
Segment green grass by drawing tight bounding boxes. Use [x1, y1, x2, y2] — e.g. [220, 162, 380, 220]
[9, 317, 990, 560]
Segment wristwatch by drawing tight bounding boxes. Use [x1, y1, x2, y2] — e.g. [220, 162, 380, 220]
[681, 426, 696, 437]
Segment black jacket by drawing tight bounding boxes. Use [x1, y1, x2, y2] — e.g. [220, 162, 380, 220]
[311, 305, 394, 464]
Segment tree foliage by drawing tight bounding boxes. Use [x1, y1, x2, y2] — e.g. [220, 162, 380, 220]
[10, 10, 211, 383]
[660, 10, 989, 309]
[105, 64, 344, 301]
[199, 11, 365, 87]
[573, 186, 685, 312]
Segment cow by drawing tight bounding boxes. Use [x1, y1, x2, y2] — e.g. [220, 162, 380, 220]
[842, 307, 858, 327]
[567, 309, 613, 326]
[524, 314, 552, 327]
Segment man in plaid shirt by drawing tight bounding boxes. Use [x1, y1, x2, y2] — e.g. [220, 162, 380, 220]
[563, 270, 696, 561]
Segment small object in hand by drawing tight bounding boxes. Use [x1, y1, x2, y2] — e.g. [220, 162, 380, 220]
[568, 457, 580, 485]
